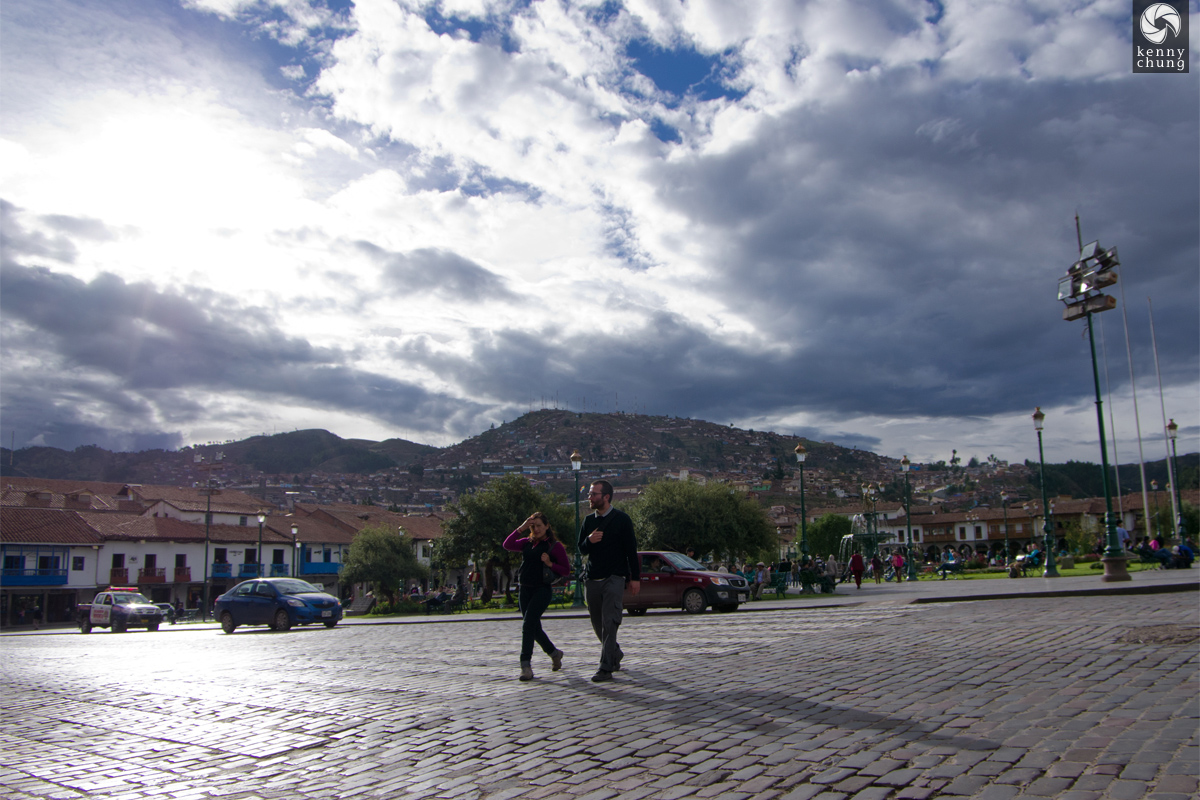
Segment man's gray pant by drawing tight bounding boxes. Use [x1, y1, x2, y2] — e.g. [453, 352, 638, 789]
[585, 575, 626, 672]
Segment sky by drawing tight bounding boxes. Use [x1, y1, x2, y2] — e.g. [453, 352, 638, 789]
[1, 0, 1197, 470]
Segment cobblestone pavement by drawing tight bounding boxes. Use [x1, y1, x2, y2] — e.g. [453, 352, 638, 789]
[2, 591, 1197, 800]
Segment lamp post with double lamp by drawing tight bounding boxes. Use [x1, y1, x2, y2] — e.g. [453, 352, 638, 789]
[1167, 420, 1183, 537]
[1031, 407, 1060, 577]
[794, 444, 809, 560]
[1057, 234, 1127, 580]
[901, 456, 918, 581]
[256, 512, 266, 577]
[290, 523, 299, 578]
[570, 450, 585, 608]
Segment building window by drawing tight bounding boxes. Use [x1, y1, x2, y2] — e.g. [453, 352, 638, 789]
[239, 516, 248, 526]
[214, 548, 227, 564]
[958, 527, 966, 541]
[176, 554, 187, 567]
[73, 556, 85, 571]
[4, 555, 23, 570]
[111, 553, 125, 568]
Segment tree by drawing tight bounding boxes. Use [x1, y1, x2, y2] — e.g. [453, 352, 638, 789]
[623, 480, 777, 563]
[805, 514, 852, 562]
[434, 474, 573, 602]
[340, 525, 429, 604]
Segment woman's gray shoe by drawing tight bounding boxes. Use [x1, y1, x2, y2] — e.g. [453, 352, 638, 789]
[550, 650, 564, 671]
[520, 662, 533, 681]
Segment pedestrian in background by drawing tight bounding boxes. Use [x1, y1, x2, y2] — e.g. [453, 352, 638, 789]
[578, 480, 640, 683]
[891, 551, 905, 582]
[503, 512, 570, 681]
[848, 551, 865, 589]
[870, 554, 884, 584]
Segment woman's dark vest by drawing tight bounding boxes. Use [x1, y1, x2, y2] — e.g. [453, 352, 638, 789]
[519, 538, 552, 586]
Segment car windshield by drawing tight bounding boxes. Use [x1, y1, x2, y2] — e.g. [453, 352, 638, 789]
[112, 592, 152, 604]
[271, 579, 323, 595]
[663, 553, 706, 571]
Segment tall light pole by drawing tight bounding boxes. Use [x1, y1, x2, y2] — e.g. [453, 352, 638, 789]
[290, 523, 299, 578]
[1000, 492, 1010, 567]
[1032, 408, 1060, 577]
[1057, 231, 1127, 581]
[195, 452, 224, 620]
[256, 512, 266, 577]
[901, 456, 917, 581]
[794, 444, 808, 560]
[570, 450, 585, 608]
[1150, 480, 1160, 538]
[1167, 420, 1183, 538]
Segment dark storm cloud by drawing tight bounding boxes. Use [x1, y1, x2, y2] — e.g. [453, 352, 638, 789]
[357, 240, 519, 303]
[0, 199, 79, 265]
[644, 71, 1199, 422]
[0, 255, 487, 450]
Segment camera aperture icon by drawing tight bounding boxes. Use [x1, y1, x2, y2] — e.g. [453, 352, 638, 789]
[1140, 3, 1182, 44]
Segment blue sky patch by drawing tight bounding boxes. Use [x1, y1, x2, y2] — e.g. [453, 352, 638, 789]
[625, 39, 741, 101]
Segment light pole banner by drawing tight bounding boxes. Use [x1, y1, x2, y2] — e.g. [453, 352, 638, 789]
[1133, 2, 1190, 73]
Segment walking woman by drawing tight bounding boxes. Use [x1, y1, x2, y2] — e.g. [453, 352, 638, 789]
[503, 512, 571, 681]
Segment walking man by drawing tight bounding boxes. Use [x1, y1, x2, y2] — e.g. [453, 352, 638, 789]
[578, 480, 640, 683]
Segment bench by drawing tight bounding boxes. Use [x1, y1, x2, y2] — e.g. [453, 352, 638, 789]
[938, 561, 965, 580]
[797, 569, 835, 595]
[769, 573, 789, 598]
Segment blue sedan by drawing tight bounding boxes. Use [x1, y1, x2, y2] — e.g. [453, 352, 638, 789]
[214, 578, 342, 634]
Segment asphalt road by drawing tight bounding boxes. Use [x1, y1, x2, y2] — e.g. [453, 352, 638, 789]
[2, 576, 1197, 800]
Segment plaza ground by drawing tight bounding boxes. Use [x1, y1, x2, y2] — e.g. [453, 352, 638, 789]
[1, 568, 1196, 800]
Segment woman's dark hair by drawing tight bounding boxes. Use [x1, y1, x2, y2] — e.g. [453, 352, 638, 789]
[530, 511, 557, 543]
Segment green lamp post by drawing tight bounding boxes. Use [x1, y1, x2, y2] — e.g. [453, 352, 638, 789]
[794, 444, 809, 560]
[570, 450, 585, 608]
[902, 456, 918, 581]
[256, 511, 266, 577]
[1032, 407, 1060, 577]
[1167, 420, 1183, 538]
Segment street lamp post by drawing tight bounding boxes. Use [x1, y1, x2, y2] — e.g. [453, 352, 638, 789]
[290, 523, 299, 578]
[1150, 480, 1160, 538]
[1057, 233, 1127, 581]
[195, 452, 224, 620]
[256, 512, 266, 577]
[1000, 492, 1010, 567]
[1032, 408, 1059, 577]
[901, 456, 917, 581]
[1167, 420, 1183, 538]
[570, 450, 585, 608]
[794, 444, 809, 560]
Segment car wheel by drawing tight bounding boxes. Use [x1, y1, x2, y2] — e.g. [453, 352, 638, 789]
[220, 612, 237, 634]
[626, 607, 647, 617]
[323, 620, 337, 628]
[715, 603, 739, 612]
[682, 589, 707, 614]
[273, 609, 292, 631]
[80, 619, 92, 634]
[112, 620, 127, 633]
[147, 622, 160, 632]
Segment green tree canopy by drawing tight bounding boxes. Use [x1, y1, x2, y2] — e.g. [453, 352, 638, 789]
[340, 525, 429, 603]
[434, 474, 573, 599]
[623, 479, 777, 563]
[804, 513, 853, 561]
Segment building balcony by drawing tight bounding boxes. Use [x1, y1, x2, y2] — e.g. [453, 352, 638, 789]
[269, 563, 289, 577]
[238, 564, 264, 578]
[299, 562, 342, 576]
[0, 568, 68, 587]
[174, 567, 192, 583]
[211, 563, 232, 578]
[110, 568, 129, 585]
[138, 567, 166, 584]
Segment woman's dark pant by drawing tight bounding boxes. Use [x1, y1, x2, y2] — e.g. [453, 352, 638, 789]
[518, 584, 555, 662]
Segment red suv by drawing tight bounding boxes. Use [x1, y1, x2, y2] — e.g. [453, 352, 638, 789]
[623, 551, 750, 614]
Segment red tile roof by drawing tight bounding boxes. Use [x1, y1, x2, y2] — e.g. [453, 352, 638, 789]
[0, 508, 105, 545]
